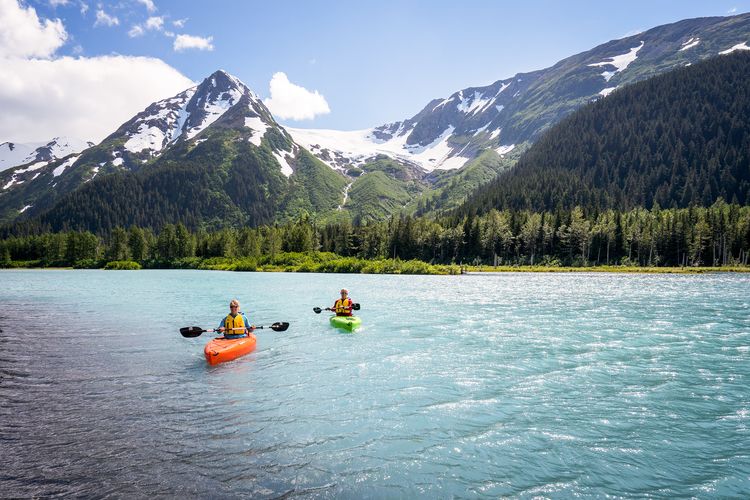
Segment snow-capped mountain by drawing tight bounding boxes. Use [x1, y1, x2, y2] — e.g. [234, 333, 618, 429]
[0, 137, 93, 172]
[3, 13, 750, 228]
[96, 70, 296, 174]
[291, 13, 750, 172]
[0, 70, 308, 224]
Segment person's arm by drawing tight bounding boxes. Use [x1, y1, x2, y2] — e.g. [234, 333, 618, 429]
[243, 313, 254, 333]
[217, 318, 225, 332]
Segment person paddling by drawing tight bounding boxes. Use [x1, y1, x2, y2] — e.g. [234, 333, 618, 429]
[217, 299, 254, 338]
[327, 289, 354, 317]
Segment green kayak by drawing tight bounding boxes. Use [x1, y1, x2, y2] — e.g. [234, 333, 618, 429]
[329, 315, 362, 332]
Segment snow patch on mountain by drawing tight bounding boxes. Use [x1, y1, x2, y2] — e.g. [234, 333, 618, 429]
[289, 125, 465, 171]
[184, 85, 243, 140]
[473, 122, 492, 136]
[3, 177, 21, 190]
[680, 37, 701, 51]
[0, 142, 42, 172]
[125, 125, 167, 153]
[244, 116, 269, 147]
[719, 42, 750, 54]
[457, 91, 491, 115]
[439, 155, 473, 170]
[495, 144, 515, 156]
[0, 162, 44, 188]
[272, 150, 294, 177]
[599, 86, 618, 97]
[589, 42, 644, 81]
[495, 82, 512, 96]
[1, 137, 91, 172]
[53, 155, 80, 177]
[85, 165, 101, 183]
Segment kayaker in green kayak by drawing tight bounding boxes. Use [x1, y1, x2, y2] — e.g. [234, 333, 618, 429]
[327, 289, 354, 316]
[217, 299, 254, 339]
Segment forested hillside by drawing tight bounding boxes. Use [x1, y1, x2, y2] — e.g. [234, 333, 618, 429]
[17, 130, 346, 234]
[462, 52, 750, 214]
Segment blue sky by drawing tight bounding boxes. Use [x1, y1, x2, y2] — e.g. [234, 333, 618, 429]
[3, 0, 750, 142]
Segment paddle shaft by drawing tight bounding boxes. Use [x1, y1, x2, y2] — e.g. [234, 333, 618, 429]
[180, 322, 289, 337]
[314, 303, 360, 314]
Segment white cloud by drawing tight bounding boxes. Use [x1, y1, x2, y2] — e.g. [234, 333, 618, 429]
[145, 16, 163, 30]
[49, 0, 69, 6]
[0, 55, 194, 143]
[728, 7, 738, 13]
[79, 1, 88, 15]
[137, 0, 156, 13]
[172, 18, 186, 28]
[128, 24, 144, 37]
[0, 1, 193, 143]
[263, 72, 330, 121]
[0, 0, 67, 58]
[94, 9, 118, 27]
[129, 15, 163, 37]
[173, 33, 213, 51]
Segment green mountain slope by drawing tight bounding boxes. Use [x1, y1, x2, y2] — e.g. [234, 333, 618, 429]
[460, 52, 750, 215]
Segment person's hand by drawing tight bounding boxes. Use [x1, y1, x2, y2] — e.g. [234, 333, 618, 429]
[218, 327, 225, 332]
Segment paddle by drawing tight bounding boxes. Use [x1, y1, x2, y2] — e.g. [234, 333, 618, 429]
[313, 303, 360, 314]
[179, 322, 290, 338]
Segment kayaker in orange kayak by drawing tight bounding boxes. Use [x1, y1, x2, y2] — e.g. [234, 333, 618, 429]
[327, 289, 354, 317]
[217, 299, 254, 338]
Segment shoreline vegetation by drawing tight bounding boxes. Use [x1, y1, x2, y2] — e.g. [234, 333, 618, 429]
[1, 252, 462, 275]
[2, 202, 749, 274]
[2, 254, 748, 275]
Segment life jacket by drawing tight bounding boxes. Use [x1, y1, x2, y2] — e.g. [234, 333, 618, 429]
[334, 298, 353, 316]
[224, 313, 247, 335]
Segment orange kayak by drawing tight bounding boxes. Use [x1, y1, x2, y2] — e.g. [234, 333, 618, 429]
[204, 334, 257, 365]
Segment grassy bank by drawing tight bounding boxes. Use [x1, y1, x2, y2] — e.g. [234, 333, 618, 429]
[1, 252, 461, 275]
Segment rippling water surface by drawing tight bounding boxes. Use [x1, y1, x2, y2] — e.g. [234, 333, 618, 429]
[1, 270, 749, 497]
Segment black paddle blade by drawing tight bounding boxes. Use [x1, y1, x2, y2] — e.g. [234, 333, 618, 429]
[313, 307, 322, 314]
[180, 326, 205, 338]
[270, 322, 290, 331]
[353, 303, 361, 310]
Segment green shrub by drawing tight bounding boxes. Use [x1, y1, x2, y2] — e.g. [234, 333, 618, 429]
[104, 260, 141, 270]
[73, 259, 100, 269]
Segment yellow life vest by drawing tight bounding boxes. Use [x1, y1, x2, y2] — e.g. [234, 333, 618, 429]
[334, 298, 353, 316]
[224, 313, 247, 334]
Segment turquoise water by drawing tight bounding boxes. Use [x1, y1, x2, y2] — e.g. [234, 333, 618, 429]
[1, 270, 749, 497]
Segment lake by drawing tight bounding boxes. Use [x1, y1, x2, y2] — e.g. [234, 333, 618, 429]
[1, 270, 749, 497]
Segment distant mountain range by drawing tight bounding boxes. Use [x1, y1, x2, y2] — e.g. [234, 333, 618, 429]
[1, 12, 749, 231]
[459, 51, 750, 214]
[290, 13, 750, 172]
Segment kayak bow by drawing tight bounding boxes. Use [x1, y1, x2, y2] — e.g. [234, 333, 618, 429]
[329, 315, 362, 332]
[204, 334, 257, 365]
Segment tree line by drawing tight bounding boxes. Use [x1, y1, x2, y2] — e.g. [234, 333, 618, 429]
[3, 200, 749, 268]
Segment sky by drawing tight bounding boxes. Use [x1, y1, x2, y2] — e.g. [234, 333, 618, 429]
[2, 0, 749, 143]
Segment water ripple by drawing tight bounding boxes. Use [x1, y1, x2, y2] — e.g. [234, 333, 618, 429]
[1, 270, 749, 496]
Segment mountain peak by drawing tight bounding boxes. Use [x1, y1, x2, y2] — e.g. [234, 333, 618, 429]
[200, 69, 257, 100]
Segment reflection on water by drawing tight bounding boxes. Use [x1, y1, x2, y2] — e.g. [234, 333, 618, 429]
[1, 270, 749, 497]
